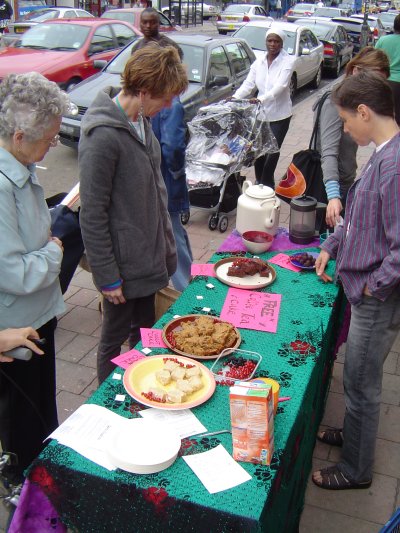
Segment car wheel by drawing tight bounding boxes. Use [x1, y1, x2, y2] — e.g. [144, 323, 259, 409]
[311, 64, 322, 89]
[218, 30, 227, 35]
[289, 73, 297, 100]
[65, 78, 81, 92]
[333, 58, 341, 78]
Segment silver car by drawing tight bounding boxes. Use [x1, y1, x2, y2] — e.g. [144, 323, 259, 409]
[233, 20, 324, 97]
[378, 11, 399, 32]
[285, 3, 316, 22]
[349, 13, 386, 41]
[216, 4, 272, 35]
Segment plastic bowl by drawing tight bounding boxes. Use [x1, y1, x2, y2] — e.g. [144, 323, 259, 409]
[242, 231, 274, 254]
[210, 348, 262, 385]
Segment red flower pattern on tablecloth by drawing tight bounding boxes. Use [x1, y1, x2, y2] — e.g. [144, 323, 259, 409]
[142, 486, 170, 513]
[29, 465, 59, 498]
[290, 341, 316, 355]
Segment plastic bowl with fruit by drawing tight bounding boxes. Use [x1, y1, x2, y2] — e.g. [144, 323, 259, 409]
[290, 252, 318, 270]
[242, 231, 274, 254]
[210, 348, 262, 386]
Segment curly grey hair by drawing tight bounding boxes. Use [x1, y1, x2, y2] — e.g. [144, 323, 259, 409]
[0, 72, 70, 142]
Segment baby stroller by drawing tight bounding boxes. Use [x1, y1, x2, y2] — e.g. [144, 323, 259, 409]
[184, 99, 278, 232]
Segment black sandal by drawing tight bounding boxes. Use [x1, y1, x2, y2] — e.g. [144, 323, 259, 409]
[316, 427, 343, 447]
[312, 465, 372, 491]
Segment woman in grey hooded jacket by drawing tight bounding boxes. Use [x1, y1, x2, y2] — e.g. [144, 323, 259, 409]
[79, 44, 188, 383]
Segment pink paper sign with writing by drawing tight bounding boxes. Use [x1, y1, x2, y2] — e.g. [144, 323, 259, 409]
[268, 253, 301, 272]
[140, 328, 167, 348]
[191, 264, 216, 277]
[220, 288, 282, 333]
[111, 349, 146, 369]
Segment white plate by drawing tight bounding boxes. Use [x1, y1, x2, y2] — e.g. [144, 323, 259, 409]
[214, 257, 276, 290]
[107, 418, 181, 474]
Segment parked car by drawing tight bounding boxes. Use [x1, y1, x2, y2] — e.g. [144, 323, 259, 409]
[378, 10, 399, 31]
[101, 7, 177, 32]
[233, 20, 324, 97]
[216, 4, 271, 34]
[59, 34, 256, 148]
[349, 13, 386, 40]
[161, 2, 218, 20]
[296, 18, 353, 76]
[313, 7, 349, 17]
[337, 3, 354, 16]
[331, 16, 374, 52]
[2, 7, 94, 46]
[0, 19, 140, 91]
[284, 3, 317, 22]
[377, 0, 392, 11]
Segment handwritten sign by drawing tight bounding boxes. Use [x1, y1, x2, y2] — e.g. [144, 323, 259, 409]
[140, 328, 167, 348]
[191, 264, 216, 277]
[111, 349, 146, 370]
[268, 253, 301, 272]
[220, 288, 282, 333]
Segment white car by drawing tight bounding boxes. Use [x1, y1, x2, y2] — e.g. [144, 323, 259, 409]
[216, 4, 272, 34]
[233, 20, 324, 98]
[161, 2, 218, 20]
[349, 13, 386, 41]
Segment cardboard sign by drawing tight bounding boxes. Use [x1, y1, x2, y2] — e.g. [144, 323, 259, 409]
[140, 328, 167, 348]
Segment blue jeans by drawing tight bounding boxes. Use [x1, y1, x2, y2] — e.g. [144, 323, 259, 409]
[170, 212, 193, 292]
[339, 289, 400, 482]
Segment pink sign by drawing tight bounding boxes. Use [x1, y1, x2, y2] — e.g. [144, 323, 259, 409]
[220, 288, 282, 333]
[140, 328, 167, 348]
[111, 349, 146, 369]
[191, 264, 216, 277]
[268, 253, 301, 272]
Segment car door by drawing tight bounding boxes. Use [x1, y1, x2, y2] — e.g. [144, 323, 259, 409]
[254, 6, 269, 20]
[205, 45, 234, 104]
[337, 25, 352, 63]
[296, 29, 318, 86]
[110, 22, 137, 48]
[225, 41, 253, 93]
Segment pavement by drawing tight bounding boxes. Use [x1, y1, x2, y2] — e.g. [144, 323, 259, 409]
[1, 79, 399, 533]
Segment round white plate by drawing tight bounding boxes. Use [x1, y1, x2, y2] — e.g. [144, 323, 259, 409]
[214, 257, 276, 290]
[107, 418, 181, 474]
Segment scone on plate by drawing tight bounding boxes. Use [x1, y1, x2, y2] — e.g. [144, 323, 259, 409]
[164, 360, 179, 372]
[188, 375, 203, 392]
[171, 366, 186, 381]
[148, 388, 166, 402]
[185, 366, 202, 378]
[155, 369, 171, 386]
[166, 389, 187, 403]
[176, 379, 194, 394]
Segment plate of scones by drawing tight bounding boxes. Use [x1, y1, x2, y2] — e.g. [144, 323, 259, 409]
[123, 354, 216, 410]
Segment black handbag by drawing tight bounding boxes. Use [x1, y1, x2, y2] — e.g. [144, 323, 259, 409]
[47, 197, 84, 295]
[276, 91, 331, 206]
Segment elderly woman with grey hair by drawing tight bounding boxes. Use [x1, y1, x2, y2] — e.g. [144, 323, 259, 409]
[0, 72, 69, 483]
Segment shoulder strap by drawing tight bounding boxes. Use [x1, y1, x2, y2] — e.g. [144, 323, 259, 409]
[309, 90, 331, 151]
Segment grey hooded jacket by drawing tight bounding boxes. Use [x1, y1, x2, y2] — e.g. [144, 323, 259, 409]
[79, 86, 177, 299]
[313, 88, 358, 200]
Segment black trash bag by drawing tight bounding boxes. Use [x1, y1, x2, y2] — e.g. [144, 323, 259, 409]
[47, 195, 84, 294]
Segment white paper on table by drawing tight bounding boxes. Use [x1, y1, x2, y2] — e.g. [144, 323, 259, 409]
[139, 408, 207, 439]
[182, 444, 251, 494]
[48, 404, 129, 470]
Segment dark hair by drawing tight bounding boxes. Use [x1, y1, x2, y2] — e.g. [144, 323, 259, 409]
[140, 7, 159, 19]
[332, 71, 394, 118]
[394, 13, 400, 33]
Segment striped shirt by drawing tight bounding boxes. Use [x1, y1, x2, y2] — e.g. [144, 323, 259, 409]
[322, 132, 400, 306]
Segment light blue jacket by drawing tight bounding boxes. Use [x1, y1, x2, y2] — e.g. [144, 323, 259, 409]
[0, 147, 65, 329]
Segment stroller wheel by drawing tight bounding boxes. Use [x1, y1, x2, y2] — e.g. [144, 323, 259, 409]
[218, 216, 229, 233]
[181, 211, 190, 225]
[208, 214, 219, 231]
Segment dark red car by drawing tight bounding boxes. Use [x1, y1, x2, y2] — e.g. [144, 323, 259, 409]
[0, 18, 141, 91]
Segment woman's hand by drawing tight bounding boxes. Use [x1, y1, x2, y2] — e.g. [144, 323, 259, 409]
[326, 198, 343, 228]
[50, 236, 63, 252]
[315, 250, 332, 283]
[0, 327, 44, 362]
[102, 287, 126, 305]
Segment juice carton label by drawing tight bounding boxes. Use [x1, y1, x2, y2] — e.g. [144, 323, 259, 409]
[229, 385, 274, 465]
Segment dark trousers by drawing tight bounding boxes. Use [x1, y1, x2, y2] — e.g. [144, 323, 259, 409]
[254, 116, 291, 188]
[97, 294, 156, 384]
[0, 318, 58, 480]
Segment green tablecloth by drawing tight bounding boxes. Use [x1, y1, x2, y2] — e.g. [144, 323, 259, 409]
[28, 248, 343, 532]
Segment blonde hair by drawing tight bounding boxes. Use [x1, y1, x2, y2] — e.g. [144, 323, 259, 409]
[122, 43, 188, 98]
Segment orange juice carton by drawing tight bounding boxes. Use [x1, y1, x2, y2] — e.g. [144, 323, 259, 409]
[229, 383, 274, 465]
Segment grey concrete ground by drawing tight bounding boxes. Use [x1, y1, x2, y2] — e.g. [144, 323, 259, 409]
[1, 67, 399, 533]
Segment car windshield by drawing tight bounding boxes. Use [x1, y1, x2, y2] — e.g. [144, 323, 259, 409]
[224, 5, 251, 13]
[20, 8, 59, 21]
[235, 25, 296, 54]
[379, 12, 396, 21]
[293, 4, 315, 11]
[296, 22, 331, 38]
[102, 11, 134, 23]
[106, 41, 205, 83]
[314, 7, 341, 16]
[17, 23, 90, 50]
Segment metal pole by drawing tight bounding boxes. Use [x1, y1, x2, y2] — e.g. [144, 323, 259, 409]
[360, 0, 370, 48]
